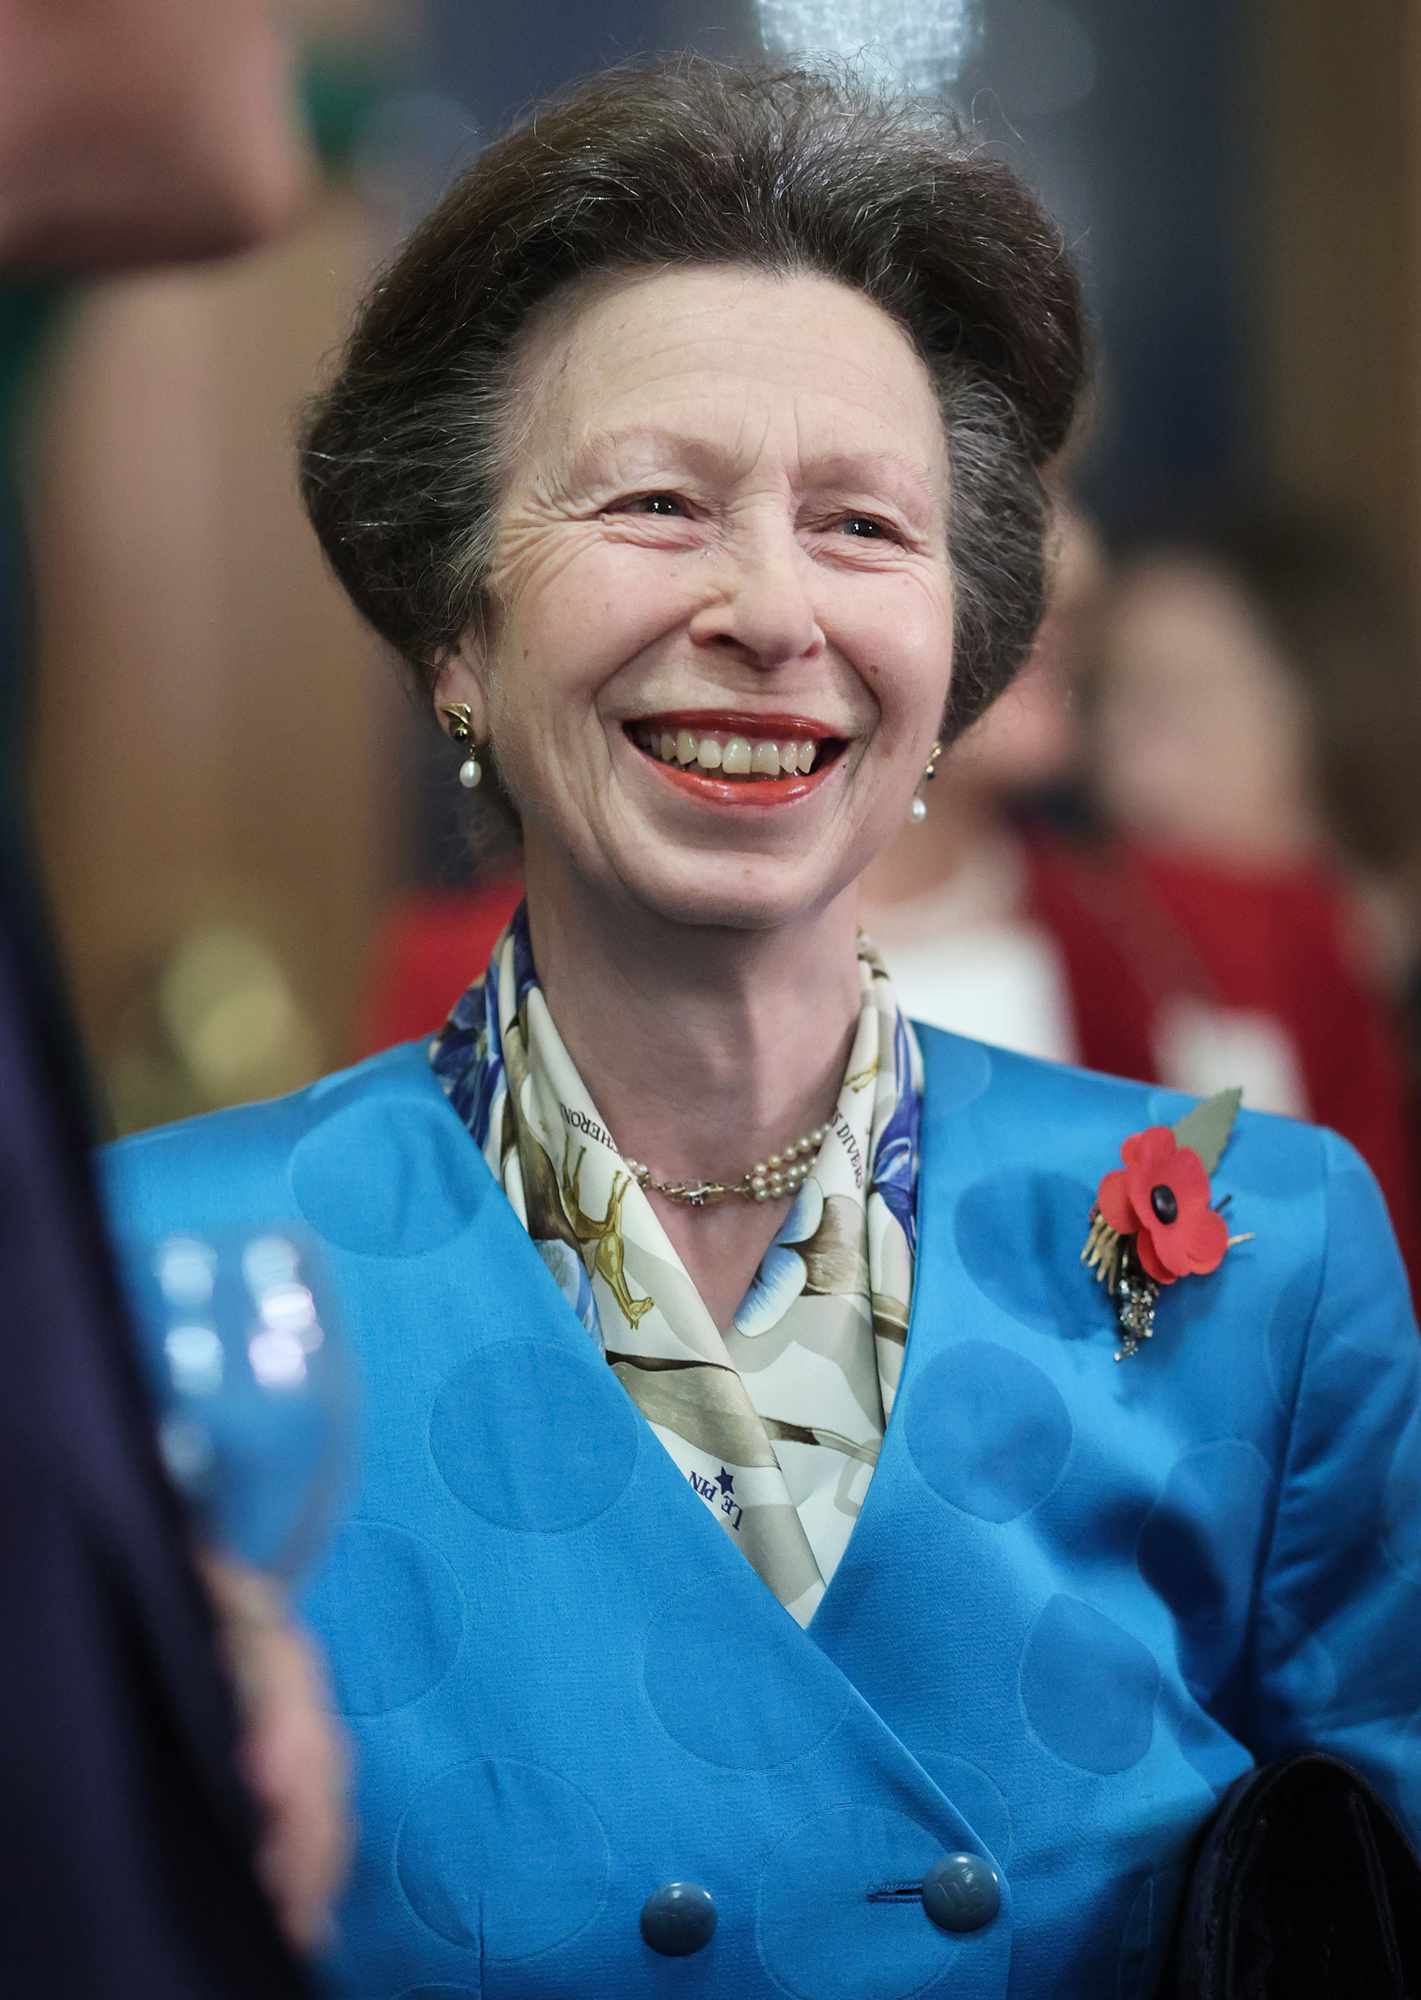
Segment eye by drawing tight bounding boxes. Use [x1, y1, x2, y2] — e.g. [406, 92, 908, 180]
[838, 513, 895, 540]
[624, 492, 687, 517]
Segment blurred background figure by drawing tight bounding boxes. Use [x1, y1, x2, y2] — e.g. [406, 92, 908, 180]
[864, 503, 1421, 1288]
[1088, 519, 1421, 1001]
[1090, 533, 1324, 875]
[1033, 515, 1421, 1284]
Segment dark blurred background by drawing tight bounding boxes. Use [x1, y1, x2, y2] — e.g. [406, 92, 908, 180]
[15, 0, 1420, 1140]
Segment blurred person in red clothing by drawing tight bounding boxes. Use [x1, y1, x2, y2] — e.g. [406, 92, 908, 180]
[1083, 516, 1421, 1001]
[1030, 514, 1421, 1286]
[860, 505, 1421, 1290]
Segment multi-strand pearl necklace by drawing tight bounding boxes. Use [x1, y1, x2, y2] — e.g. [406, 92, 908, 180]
[624, 1123, 830, 1208]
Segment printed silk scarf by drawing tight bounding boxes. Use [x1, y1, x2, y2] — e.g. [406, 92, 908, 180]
[431, 905, 922, 1628]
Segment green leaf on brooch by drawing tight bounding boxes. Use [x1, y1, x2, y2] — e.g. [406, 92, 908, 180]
[1170, 1087, 1243, 1177]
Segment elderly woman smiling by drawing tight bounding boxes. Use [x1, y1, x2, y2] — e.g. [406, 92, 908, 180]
[103, 60, 1421, 2000]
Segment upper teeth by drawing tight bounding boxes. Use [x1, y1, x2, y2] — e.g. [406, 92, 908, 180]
[634, 727, 820, 776]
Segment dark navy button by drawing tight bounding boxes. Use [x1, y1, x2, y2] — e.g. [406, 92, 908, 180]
[921, 1853, 1001, 1934]
[640, 1881, 717, 1956]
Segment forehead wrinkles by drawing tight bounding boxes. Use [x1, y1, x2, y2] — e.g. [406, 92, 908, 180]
[507, 269, 947, 494]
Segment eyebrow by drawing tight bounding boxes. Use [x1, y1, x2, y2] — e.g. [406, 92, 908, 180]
[566, 424, 944, 521]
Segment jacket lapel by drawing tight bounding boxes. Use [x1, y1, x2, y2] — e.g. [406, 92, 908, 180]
[808, 1026, 986, 1638]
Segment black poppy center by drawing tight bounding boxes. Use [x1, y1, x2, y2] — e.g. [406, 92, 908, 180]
[1150, 1184, 1179, 1225]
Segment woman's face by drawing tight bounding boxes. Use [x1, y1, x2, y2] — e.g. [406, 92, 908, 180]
[440, 265, 955, 933]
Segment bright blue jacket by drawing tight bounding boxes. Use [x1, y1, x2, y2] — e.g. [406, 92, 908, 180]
[100, 1027, 1421, 1999]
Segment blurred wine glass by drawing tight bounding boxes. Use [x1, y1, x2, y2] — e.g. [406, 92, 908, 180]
[117, 1224, 354, 1583]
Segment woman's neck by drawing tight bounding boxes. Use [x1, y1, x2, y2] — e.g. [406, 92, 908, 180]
[514, 855, 868, 1332]
[521, 854, 862, 1191]
[516, 856, 856, 1328]
[520, 852, 856, 1176]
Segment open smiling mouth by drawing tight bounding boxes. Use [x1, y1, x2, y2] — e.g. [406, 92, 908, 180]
[624, 713, 847, 804]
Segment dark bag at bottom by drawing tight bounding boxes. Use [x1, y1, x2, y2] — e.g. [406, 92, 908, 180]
[1163, 1752, 1421, 1997]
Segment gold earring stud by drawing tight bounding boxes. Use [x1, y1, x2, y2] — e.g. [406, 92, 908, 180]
[909, 739, 942, 825]
[439, 703, 482, 788]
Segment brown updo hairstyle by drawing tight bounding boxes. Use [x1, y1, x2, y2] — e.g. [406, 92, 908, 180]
[300, 58, 1087, 749]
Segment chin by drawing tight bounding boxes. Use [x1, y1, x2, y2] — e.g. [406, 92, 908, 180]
[618, 845, 858, 935]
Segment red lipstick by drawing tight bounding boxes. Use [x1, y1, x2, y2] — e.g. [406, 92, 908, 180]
[629, 710, 841, 737]
[647, 762, 829, 806]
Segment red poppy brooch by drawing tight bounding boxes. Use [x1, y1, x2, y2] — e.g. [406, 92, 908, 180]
[1082, 1089, 1251, 1359]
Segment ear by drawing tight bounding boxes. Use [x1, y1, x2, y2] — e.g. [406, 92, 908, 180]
[432, 631, 492, 744]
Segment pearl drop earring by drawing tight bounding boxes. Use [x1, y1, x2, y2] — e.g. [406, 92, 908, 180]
[909, 738, 943, 825]
[440, 702, 483, 789]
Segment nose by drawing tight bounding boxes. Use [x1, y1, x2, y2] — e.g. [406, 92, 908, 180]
[688, 529, 825, 670]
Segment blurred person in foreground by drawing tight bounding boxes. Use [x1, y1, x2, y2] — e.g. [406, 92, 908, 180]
[102, 61, 1421, 1996]
[0, 2, 348, 1990]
